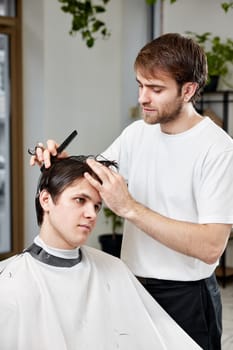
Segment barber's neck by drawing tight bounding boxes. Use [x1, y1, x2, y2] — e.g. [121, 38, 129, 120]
[160, 105, 203, 135]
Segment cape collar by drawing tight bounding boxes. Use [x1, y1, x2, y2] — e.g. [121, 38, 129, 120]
[24, 243, 82, 267]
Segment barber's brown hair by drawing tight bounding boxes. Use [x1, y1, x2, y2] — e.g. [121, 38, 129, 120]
[134, 33, 208, 103]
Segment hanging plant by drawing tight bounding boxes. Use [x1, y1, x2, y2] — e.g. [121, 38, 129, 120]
[58, 0, 110, 48]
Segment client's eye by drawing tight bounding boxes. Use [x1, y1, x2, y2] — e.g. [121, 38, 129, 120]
[94, 203, 102, 213]
[76, 197, 85, 204]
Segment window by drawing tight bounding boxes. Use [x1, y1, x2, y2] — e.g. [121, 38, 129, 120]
[0, 0, 16, 17]
[0, 0, 23, 259]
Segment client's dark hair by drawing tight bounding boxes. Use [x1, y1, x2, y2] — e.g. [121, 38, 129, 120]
[35, 155, 118, 226]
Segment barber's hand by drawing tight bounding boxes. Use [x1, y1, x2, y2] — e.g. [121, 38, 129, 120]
[29, 139, 68, 168]
[85, 159, 134, 218]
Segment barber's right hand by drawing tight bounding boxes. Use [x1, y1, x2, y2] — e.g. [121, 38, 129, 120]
[29, 139, 68, 168]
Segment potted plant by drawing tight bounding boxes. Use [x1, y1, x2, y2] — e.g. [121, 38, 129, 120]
[98, 207, 124, 258]
[186, 31, 233, 91]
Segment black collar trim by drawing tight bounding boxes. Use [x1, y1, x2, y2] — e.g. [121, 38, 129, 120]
[24, 243, 82, 267]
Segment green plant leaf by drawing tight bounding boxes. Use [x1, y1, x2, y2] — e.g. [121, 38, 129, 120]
[94, 5, 106, 13]
[86, 37, 95, 47]
[221, 1, 233, 12]
[72, 15, 87, 31]
[92, 20, 105, 33]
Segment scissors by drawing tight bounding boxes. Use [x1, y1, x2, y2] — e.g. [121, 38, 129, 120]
[28, 130, 78, 171]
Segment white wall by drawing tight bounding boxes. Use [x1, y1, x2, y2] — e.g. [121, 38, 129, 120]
[22, 0, 149, 249]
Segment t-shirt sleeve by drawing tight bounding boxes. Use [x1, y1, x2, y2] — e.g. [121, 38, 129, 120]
[197, 148, 233, 224]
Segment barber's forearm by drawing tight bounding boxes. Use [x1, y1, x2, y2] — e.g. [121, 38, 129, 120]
[123, 199, 230, 264]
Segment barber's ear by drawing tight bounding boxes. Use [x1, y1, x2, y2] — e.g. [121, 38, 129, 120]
[39, 189, 51, 211]
[182, 82, 198, 102]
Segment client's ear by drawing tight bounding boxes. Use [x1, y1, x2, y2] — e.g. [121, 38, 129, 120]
[39, 189, 51, 211]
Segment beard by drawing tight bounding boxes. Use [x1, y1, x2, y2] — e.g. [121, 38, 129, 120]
[142, 98, 183, 125]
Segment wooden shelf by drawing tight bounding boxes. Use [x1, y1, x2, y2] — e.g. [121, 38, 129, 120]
[215, 266, 233, 288]
[215, 232, 233, 287]
[216, 266, 233, 278]
[198, 90, 233, 133]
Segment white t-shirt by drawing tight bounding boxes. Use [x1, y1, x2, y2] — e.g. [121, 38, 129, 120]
[103, 117, 233, 281]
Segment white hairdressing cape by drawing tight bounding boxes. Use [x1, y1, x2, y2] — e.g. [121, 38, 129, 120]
[0, 246, 201, 350]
